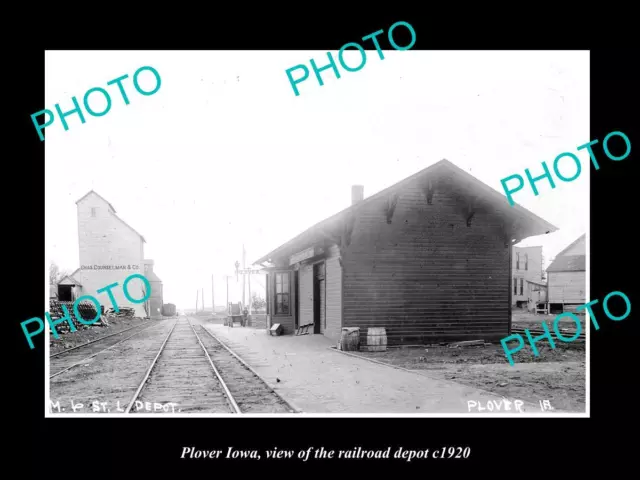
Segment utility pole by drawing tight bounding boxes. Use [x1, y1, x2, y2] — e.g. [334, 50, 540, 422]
[211, 274, 215, 316]
[225, 275, 230, 314]
[196, 290, 199, 313]
[202, 288, 204, 312]
[242, 244, 246, 308]
[248, 271, 252, 315]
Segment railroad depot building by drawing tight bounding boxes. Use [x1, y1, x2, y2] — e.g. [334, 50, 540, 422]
[254, 159, 557, 346]
[55, 190, 164, 318]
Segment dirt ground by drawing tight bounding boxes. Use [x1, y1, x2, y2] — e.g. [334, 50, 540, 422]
[49, 316, 152, 355]
[49, 317, 293, 414]
[353, 311, 586, 413]
[50, 320, 176, 414]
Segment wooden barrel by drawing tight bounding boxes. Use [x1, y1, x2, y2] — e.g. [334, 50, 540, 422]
[339, 327, 360, 351]
[366, 327, 387, 352]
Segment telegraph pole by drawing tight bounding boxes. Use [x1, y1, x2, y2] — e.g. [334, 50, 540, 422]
[242, 244, 246, 308]
[248, 271, 252, 315]
[211, 274, 215, 315]
[234, 261, 240, 308]
[196, 290, 199, 313]
[202, 288, 204, 312]
[226, 275, 230, 314]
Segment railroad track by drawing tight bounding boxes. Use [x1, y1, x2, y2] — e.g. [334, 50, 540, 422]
[49, 321, 165, 378]
[196, 323, 297, 413]
[124, 317, 295, 414]
[125, 317, 240, 413]
[511, 327, 586, 341]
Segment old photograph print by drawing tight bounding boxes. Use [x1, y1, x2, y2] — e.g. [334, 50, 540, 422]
[45, 50, 588, 416]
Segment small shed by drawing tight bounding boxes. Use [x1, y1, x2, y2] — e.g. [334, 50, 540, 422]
[526, 280, 548, 313]
[56, 269, 83, 302]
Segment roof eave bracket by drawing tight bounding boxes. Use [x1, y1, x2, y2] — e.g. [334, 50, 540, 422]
[386, 193, 399, 224]
[422, 179, 434, 205]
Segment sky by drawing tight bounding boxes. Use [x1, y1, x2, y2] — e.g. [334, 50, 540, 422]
[45, 50, 589, 310]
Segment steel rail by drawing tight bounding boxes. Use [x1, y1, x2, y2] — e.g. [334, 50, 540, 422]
[199, 324, 299, 413]
[49, 322, 166, 379]
[512, 328, 586, 340]
[50, 321, 154, 358]
[187, 318, 241, 414]
[124, 320, 179, 414]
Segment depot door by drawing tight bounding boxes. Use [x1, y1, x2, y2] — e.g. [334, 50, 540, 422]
[313, 263, 325, 334]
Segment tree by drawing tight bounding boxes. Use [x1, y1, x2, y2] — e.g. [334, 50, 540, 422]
[141, 286, 150, 318]
[49, 262, 59, 285]
[49, 262, 70, 285]
[251, 292, 266, 312]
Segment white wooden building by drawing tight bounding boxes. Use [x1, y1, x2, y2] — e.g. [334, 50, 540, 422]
[546, 234, 586, 313]
[512, 245, 544, 307]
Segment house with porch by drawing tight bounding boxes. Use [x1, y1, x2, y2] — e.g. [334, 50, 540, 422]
[253, 159, 558, 346]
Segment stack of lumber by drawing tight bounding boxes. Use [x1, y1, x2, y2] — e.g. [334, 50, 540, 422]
[49, 300, 99, 332]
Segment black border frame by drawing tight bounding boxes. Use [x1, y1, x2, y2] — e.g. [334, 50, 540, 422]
[11, 10, 638, 476]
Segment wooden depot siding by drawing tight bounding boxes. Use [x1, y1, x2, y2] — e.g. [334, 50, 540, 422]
[342, 176, 510, 345]
[548, 271, 586, 305]
[324, 245, 343, 342]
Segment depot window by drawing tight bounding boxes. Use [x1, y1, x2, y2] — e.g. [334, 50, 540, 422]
[274, 272, 290, 315]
